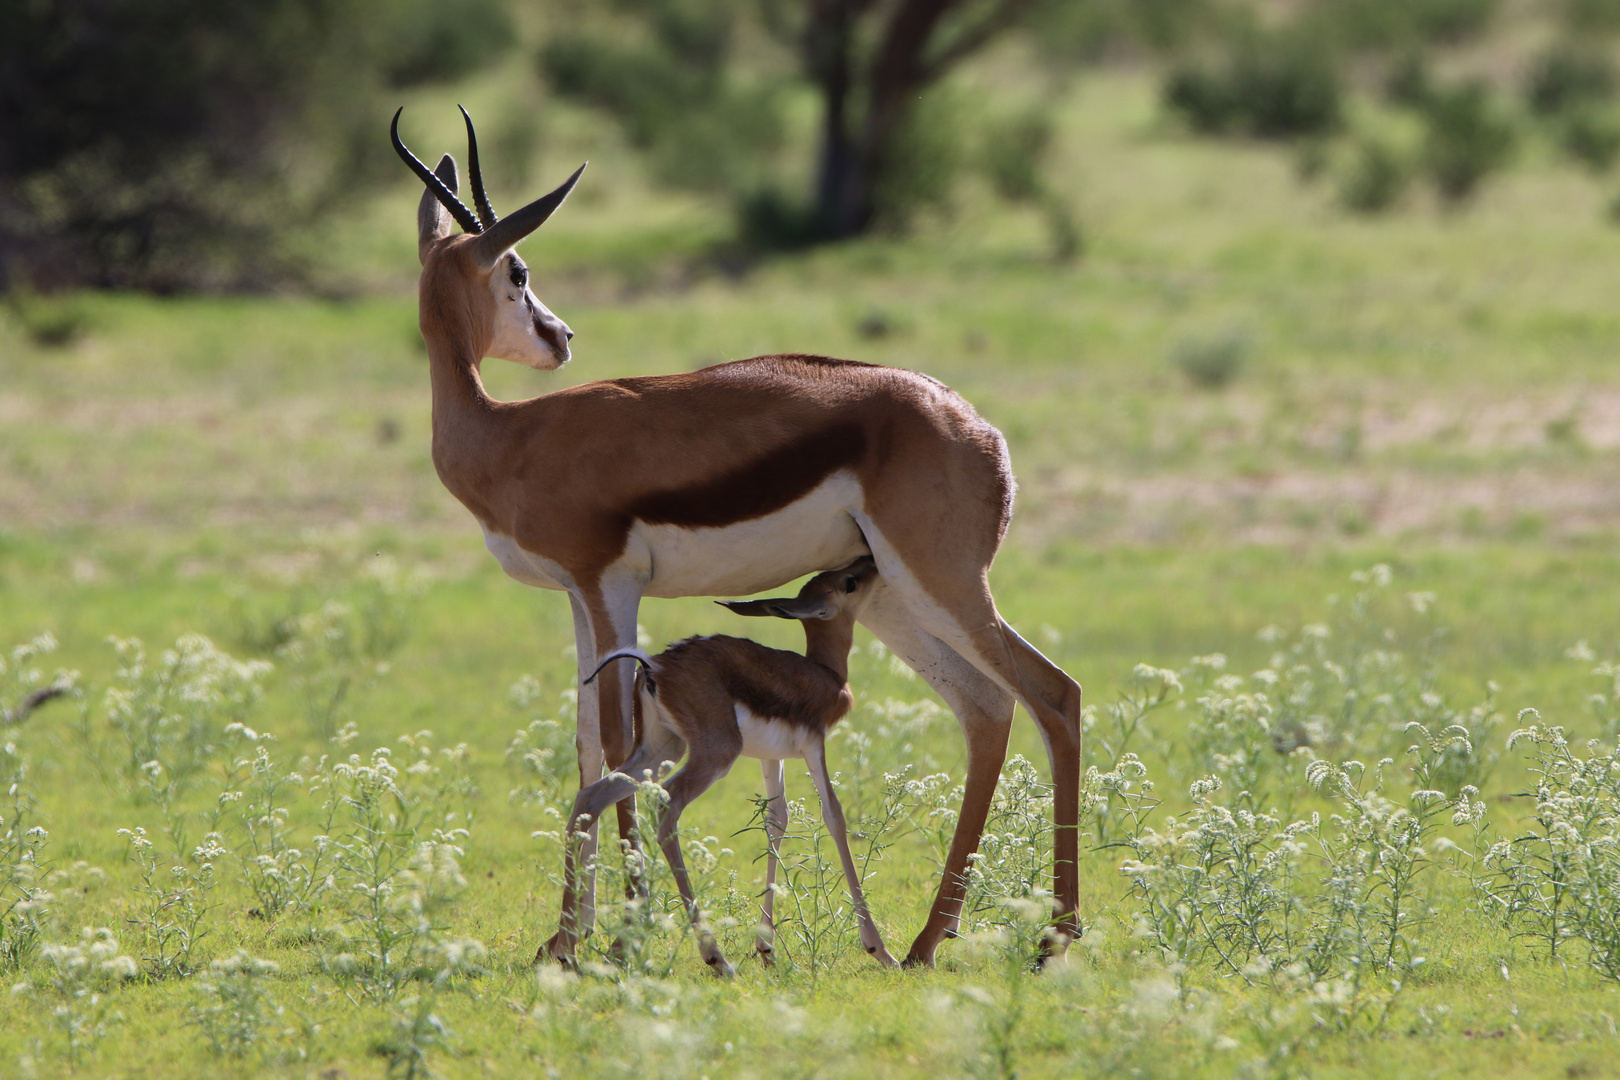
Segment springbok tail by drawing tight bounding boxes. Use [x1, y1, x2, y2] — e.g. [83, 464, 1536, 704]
[583, 648, 654, 685]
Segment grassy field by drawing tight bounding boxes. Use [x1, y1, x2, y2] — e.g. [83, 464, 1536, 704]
[6, 60, 1620, 1079]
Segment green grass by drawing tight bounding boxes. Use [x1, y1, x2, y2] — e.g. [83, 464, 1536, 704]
[7, 58, 1620, 1080]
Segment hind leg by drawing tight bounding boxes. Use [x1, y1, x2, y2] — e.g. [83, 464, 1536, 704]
[858, 581, 1017, 967]
[655, 755, 737, 977]
[857, 516, 1084, 961]
[945, 619, 1083, 956]
[545, 729, 685, 965]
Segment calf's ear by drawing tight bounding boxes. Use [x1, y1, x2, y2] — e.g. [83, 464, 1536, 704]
[717, 597, 834, 620]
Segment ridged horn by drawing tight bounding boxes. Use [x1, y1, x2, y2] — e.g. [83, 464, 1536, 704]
[391, 107, 482, 236]
[458, 105, 498, 230]
[474, 162, 587, 267]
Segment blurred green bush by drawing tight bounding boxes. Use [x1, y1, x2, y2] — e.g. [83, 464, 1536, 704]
[0, 0, 512, 292]
[539, 1, 783, 195]
[1421, 81, 1517, 205]
[1165, 29, 1344, 140]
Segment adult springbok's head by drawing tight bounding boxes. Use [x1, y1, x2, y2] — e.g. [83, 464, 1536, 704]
[392, 106, 585, 370]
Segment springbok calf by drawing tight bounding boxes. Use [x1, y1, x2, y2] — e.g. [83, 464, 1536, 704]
[555, 556, 895, 976]
[391, 108, 1083, 968]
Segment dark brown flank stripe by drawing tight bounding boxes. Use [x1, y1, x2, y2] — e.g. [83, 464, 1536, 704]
[628, 422, 868, 529]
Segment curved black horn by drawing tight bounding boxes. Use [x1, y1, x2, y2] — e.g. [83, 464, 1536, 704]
[391, 107, 483, 236]
[474, 162, 587, 266]
[458, 105, 498, 230]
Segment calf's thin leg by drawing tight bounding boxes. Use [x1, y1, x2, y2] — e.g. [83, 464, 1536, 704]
[805, 741, 899, 968]
[655, 754, 737, 977]
[756, 758, 787, 964]
[548, 732, 684, 965]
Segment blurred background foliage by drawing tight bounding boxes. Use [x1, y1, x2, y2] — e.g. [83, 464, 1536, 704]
[4, 0, 1620, 292]
[0, 0, 517, 291]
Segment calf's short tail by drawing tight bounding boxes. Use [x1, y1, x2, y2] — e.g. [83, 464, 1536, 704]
[583, 648, 654, 685]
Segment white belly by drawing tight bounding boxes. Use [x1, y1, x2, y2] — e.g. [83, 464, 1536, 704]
[736, 704, 815, 760]
[634, 470, 868, 598]
[482, 529, 571, 590]
[479, 471, 867, 598]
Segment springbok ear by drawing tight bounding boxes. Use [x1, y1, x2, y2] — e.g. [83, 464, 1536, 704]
[417, 154, 458, 264]
[717, 597, 834, 620]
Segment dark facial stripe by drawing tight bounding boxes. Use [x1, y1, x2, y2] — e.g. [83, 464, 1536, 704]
[629, 423, 868, 528]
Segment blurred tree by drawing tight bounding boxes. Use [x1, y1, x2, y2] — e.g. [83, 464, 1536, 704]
[1164, 27, 1343, 140]
[540, 0, 784, 194]
[1022, 0, 1220, 66]
[542, 0, 1048, 245]
[1525, 41, 1617, 116]
[1297, 0, 1498, 52]
[767, 0, 1042, 240]
[1567, 0, 1620, 33]
[0, 0, 512, 291]
[1421, 81, 1516, 205]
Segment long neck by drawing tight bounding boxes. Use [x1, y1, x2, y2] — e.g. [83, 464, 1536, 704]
[801, 617, 856, 683]
[421, 279, 509, 522]
[427, 335, 499, 455]
[427, 338, 493, 424]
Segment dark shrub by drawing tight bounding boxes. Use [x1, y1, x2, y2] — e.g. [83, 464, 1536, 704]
[1567, 0, 1620, 32]
[1024, 0, 1222, 65]
[539, 1, 783, 195]
[982, 110, 1055, 203]
[737, 189, 822, 251]
[1165, 32, 1343, 140]
[0, 0, 512, 291]
[1338, 138, 1410, 212]
[1304, 0, 1498, 51]
[1422, 82, 1517, 204]
[1172, 330, 1250, 389]
[1526, 42, 1618, 115]
[383, 0, 515, 88]
[1385, 50, 1434, 107]
[1562, 108, 1620, 171]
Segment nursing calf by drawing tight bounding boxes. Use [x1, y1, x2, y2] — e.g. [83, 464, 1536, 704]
[552, 556, 894, 975]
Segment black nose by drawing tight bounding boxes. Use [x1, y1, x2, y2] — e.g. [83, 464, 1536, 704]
[565, 328, 575, 341]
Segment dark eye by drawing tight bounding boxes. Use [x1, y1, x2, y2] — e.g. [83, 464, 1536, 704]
[844, 576, 858, 593]
[509, 264, 528, 289]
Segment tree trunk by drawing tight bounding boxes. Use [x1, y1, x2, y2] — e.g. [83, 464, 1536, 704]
[802, 0, 1023, 241]
[806, 0, 866, 238]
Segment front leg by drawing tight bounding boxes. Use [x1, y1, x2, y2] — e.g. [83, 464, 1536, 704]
[543, 581, 645, 965]
[756, 759, 787, 965]
[805, 742, 899, 968]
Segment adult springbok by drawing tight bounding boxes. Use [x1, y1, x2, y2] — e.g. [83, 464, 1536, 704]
[391, 107, 1083, 967]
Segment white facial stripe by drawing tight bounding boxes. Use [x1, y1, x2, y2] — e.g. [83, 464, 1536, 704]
[484, 255, 570, 370]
